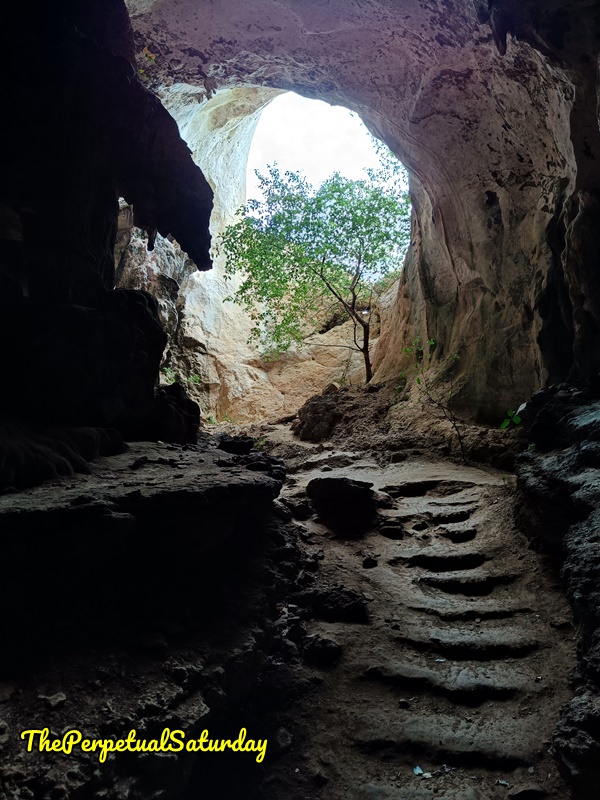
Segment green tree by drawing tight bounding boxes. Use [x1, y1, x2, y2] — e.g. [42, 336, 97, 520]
[218, 156, 411, 383]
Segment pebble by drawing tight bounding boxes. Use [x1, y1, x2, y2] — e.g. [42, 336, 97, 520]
[274, 727, 293, 754]
[39, 692, 66, 709]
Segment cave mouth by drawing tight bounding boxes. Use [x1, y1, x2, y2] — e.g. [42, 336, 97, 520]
[121, 85, 411, 425]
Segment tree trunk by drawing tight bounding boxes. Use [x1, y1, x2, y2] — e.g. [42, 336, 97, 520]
[361, 322, 372, 383]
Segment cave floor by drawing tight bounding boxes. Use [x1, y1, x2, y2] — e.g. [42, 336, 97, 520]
[0, 423, 576, 800]
[255, 425, 575, 800]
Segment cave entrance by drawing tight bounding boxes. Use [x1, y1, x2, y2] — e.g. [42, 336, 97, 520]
[147, 87, 409, 425]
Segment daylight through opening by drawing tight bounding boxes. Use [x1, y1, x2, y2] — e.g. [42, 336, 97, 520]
[149, 89, 411, 424]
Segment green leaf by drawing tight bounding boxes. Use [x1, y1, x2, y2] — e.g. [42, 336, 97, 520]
[499, 419, 511, 430]
[216, 160, 411, 379]
[512, 414, 522, 425]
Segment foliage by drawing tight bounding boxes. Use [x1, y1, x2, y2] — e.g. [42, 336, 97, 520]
[500, 408, 522, 430]
[160, 367, 203, 388]
[138, 45, 157, 82]
[401, 337, 466, 462]
[218, 153, 411, 383]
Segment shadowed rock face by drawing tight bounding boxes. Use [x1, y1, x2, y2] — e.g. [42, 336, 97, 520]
[515, 387, 600, 796]
[127, 0, 600, 421]
[0, 0, 214, 484]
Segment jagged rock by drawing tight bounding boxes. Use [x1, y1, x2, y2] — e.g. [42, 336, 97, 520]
[552, 692, 600, 796]
[0, 442, 284, 668]
[218, 434, 255, 455]
[38, 692, 66, 709]
[292, 395, 341, 443]
[0, 419, 126, 490]
[303, 634, 343, 668]
[312, 769, 329, 787]
[272, 499, 293, 522]
[273, 727, 294, 754]
[306, 476, 376, 536]
[239, 452, 286, 482]
[0, 0, 214, 487]
[129, 0, 600, 420]
[286, 497, 313, 521]
[378, 525, 405, 541]
[292, 585, 369, 624]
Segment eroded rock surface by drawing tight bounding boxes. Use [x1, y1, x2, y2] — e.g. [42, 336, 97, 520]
[516, 387, 600, 797]
[126, 0, 600, 420]
[251, 438, 574, 799]
[0, 438, 303, 800]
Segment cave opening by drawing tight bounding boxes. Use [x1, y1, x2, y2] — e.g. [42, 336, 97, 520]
[3, 2, 600, 798]
[139, 88, 411, 426]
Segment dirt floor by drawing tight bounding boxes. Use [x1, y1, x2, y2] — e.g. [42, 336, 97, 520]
[222, 396, 577, 800]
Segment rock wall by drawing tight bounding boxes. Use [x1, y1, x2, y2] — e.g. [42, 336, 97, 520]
[0, 0, 215, 488]
[127, 0, 600, 422]
[515, 387, 600, 797]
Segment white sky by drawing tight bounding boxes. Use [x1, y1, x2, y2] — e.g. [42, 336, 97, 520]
[246, 92, 385, 201]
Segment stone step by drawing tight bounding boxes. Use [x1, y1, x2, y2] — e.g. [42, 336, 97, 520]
[428, 508, 473, 524]
[417, 570, 517, 596]
[436, 524, 478, 543]
[426, 497, 478, 506]
[362, 660, 541, 704]
[381, 480, 477, 499]
[353, 712, 547, 766]
[394, 622, 539, 659]
[406, 594, 531, 621]
[389, 551, 487, 572]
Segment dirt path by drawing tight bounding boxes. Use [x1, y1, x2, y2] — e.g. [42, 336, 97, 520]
[259, 434, 576, 799]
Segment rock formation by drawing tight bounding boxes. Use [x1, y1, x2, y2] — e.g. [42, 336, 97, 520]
[0, 0, 214, 486]
[115, 85, 364, 420]
[2, 1, 600, 796]
[125, 0, 600, 423]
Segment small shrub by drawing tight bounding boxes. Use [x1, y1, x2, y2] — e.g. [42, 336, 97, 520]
[500, 409, 522, 430]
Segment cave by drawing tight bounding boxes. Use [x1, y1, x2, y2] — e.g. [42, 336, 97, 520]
[2, 1, 600, 798]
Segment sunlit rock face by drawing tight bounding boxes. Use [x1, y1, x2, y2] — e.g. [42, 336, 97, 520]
[127, 0, 600, 421]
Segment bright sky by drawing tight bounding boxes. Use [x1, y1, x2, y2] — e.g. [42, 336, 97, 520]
[246, 92, 387, 202]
